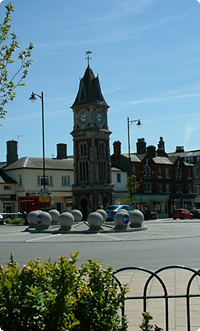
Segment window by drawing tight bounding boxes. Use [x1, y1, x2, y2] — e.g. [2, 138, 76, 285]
[188, 169, 191, 179]
[188, 184, 192, 193]
[19, 175, 22, 186]
[158, 183, 162, 193]
[117, 173, 121, 183]
[4, 186, 11, 190]
[176, 184, 182, 193]
[62, 176, 70, 186]
[195, 168, 199, 179]
[166, 184, 170, 193]
[158, 167, 162, 178]
[80, 142, 87, 158]
[99, 160, 107, 182]
[165, 168, 170, 179]
[132, 165, 135, 176]
[176, 167, 182, 179]
[79, 161, 89, 182]
[185, 156, 193, 164]
[196, 185, 200, 194]
[99, 141, 105, 157]
[148, 184, 152, 193]
[37, 176, 53, 186]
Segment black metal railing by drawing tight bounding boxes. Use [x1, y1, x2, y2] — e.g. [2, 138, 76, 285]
[113, 265, 200, 331]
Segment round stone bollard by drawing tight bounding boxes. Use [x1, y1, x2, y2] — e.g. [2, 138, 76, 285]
[71, 209, 83, 222]
[48, 209, 60, 224]
[114, 211, 130, 229]
[96, 209, 107, 222]
[87, 212, 103, 230]
[27, 210, 41, 227]
[129, 210, 144, 228]
[59, 212, 74, 231]
[36, 211, 52, 229]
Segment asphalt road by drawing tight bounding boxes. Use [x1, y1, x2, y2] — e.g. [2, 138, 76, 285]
[0, 219, 200, 271]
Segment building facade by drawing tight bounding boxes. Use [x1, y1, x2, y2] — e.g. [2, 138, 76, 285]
[0, 141, 74, 216]
[111, 137, 195, 218]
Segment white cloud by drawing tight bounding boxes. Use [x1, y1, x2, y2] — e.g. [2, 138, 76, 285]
[197, 0, 200, 3]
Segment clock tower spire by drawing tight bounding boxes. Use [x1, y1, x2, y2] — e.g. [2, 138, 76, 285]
[71, 56, 114, 219]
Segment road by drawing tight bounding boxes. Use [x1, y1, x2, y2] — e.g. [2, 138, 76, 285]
[0, 219, 200, 271]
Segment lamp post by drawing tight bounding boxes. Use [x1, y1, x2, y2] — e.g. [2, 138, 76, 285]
[127, 117, 142, 205]
[29, 91, 46, 190]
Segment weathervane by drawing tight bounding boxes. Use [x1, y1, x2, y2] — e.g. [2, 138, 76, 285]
[85, 50, 92, 67]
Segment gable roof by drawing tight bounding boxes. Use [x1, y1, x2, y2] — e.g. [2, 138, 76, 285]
[0, 170, 17, 184]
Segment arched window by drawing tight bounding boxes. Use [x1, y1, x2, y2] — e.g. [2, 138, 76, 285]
[80, 142, 87, 158]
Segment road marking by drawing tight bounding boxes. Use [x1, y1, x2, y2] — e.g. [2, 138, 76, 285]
[25, 233, 61, 242]
[97, 233, 122, 241]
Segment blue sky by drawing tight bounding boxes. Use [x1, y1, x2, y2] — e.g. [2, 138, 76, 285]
[1, 0, 200, 161]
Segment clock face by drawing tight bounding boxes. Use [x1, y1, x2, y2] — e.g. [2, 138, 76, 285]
[95, 111, 103, 124]
[79, 111, 87, 124]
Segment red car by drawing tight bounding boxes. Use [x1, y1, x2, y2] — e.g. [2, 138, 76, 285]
[173, 209, 193, 220]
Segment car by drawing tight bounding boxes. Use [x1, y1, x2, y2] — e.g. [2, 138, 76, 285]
[190, 209, 200, 219]
[0, 214, 5, 225]
[104, 205, 134, 221]
[173, 209, 193, 220]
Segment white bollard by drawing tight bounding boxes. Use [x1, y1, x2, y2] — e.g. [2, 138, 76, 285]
[59, 212, 74, 230]
[87, 212, 103, 229]
[71, 209, 83, 222]
[114, 211, 130, 229]
[48, 209, 60, 223]
[129, 210, 144, 228]
[96, 209, 107, 222]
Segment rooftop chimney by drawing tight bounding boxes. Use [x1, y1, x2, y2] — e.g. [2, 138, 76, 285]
[113, 141, 121, 156]
[176, 146, 184, 153]
[157, 137, 166, 156]
[136, 138, 146, 154]
[6, 140, 18, 164]
[147, 145, 156, 157]
[57, 143, 67, 159]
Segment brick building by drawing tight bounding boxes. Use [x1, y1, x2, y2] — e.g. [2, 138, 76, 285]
[111, 137, 195, 218]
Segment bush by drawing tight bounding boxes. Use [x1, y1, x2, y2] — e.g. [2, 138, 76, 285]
[0, 252, 128, 331]
[139, 312, 163, 331]
[4, 217, 24, 224]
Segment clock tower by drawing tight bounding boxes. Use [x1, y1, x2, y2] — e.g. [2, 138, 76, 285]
[71, 61, 114, 219]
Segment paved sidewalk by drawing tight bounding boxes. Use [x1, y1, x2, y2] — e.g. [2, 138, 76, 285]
[115, 268, 200, 331]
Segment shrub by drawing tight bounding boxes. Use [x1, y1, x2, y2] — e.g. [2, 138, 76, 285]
[139, 312, 163, 331]
[0, 252, 128, 331]
[5, 217, 24, 224]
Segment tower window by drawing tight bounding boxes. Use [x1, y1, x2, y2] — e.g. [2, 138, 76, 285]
[80, 142, 87, 158]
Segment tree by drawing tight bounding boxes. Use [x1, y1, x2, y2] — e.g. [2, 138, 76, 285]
[126, 176, 138, 206]
[0, 2, 34, 122]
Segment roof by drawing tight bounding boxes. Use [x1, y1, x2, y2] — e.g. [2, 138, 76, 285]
[0, 170, 17, 184]
[168, 150, 200, 158]
[153, 157, 173, 165]
[72, 66, 108, 108]
[2, 157, 74, 171]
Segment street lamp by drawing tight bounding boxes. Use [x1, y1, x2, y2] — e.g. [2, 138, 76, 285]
[127, 117, 142, 205]
[29, 91, 46, 190]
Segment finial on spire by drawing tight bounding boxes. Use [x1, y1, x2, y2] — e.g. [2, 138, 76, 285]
[85, 50, 92, 67]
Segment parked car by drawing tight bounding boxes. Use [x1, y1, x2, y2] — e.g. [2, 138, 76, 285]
[104, 205, 134, 221]
[0, 214, 5, 225]
[173, 209, 193, 220]
[190, 209, 200, 219]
